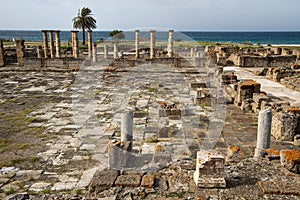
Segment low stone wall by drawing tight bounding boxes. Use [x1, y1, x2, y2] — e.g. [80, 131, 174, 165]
[238, 55, 297, 68]
[24, 57, 85, 68]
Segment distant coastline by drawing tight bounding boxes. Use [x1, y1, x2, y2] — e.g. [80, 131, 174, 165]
[1, 30, 300, 45]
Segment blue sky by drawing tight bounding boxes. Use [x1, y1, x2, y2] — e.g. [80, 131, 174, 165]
[1, 0, 300, 31]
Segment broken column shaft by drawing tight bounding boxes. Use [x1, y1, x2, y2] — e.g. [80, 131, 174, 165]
[104, 44, 109, 59]
[254, 108, 272, 158]
[114, 43, 119, 59]
[15, 40, 25, 66]
[92, 42, 97, 62]
[121, 111, 133, 151]
[87, 30, 93, 59]
[135, 30, 140, 59]
[37, 46, 42, 59]
[0, 40, 4, 67]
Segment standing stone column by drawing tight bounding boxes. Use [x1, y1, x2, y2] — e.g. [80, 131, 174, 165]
[15, 40, 25, 66]
[150, 30, 156, 59]
[71, 31, 79, 58]
[87, 30, 93, 59]
[254, 108, 272, 158]
[135, 30, 140, 59]
[167, 30, 174, 58]
[37, 46, 42, 59]
[121, 111, 133, 151]
[92, 42, 97, 62]
[42, 30, 48, 58]
[104, 44, 109, 59]
[113, 43, 119, 59]
[49, 31, 55, 58]
[55, 30, 61, 58]
[0, 40, 4, 67]
[191, 48, 195, 58]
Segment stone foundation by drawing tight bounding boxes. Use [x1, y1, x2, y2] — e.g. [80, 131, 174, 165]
[194, 150, 226, 188]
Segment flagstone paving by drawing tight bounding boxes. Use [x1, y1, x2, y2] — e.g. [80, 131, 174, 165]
[0, 57, 299, 199]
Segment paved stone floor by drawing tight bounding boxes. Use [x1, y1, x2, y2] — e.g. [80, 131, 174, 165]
[0, 59, 299, 199]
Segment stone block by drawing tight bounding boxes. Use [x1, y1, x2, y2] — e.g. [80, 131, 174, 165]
[194, 150, 226, 188]
[88, 169, 119, 194]
[190, 82, 207, 89]
[280, 150, 300, 174]
[225, 146, 245, 164]
[271, 112, 300, 141]
[5, 193, 29, 200]
[115, 174, 141, 187]
[240, 98, 253, 111]
[222, 71, 235, 82]
[236, 80, 261, 104]
[141, 175, 155, 188]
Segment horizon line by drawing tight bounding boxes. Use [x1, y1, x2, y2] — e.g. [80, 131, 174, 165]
[1, 29, 300, 32]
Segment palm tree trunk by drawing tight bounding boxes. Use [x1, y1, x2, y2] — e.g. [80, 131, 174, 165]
[82, 27, 86, 45]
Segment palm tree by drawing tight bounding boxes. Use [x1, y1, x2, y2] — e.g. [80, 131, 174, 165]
[72, 7, 97, 45]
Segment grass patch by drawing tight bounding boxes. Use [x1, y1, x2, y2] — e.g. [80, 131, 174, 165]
[76, 189, 83, 196]
[41, 188, 51, 194]
[146, 136, 159, 143]
[166, 191, 186, 198]
[148, 88, 158, 93]
[5, 187, 15, 196]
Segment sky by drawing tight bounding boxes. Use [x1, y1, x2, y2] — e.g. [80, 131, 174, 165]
[1, 0, 300, 31]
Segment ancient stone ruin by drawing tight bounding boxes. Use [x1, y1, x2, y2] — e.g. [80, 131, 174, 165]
[0, 30, 300, 199]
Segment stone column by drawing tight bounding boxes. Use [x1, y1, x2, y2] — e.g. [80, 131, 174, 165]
[49, 31, 55, 58]
[113, 43, 119, 59]
[121, 111, 133, 151]
[150, 30, 156, 59]
[71, 31, 79, 58]
[55, 30, 61, 58]
[254, 108, 272, 158]
[87, 30, 93, 59]
[0, 40, 4, 67]
[104, 44, 109, 59]
[167, 30, 174, 58]
[92, 42, 97, 62]
[135, 30, 140, 59]
[42, 30, 48, 58]
[191, 48, 195, 57]
[15, 40, 25, 66]
[37, 46, 42, 59]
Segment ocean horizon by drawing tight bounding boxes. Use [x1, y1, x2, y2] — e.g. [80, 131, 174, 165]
[1, 30, 300, 45]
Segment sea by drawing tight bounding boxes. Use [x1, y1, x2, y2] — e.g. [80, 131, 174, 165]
[1, 30, 300, 46]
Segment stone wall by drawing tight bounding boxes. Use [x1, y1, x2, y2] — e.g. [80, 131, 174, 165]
[237, 55, 297, 68]
[24, 58, 85, 68]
